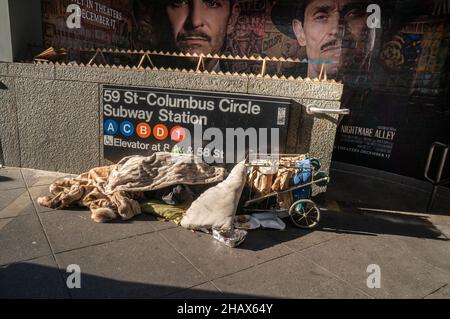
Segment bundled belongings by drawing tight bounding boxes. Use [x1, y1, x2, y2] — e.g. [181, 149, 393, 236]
[38, 152, 226, 223]
[38, 154, 249, 247]
[37, 152, 327, 247]
[246, 154, 308, 209]
[160, 185, 194, 206]
[242, 154, 329, 230]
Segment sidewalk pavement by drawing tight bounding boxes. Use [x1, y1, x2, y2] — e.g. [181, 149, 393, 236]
[0, 166, 449, 299]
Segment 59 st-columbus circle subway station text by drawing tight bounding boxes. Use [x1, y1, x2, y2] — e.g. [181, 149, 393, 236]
[103, 88, 262, 127]
[101, 85, 290, 162]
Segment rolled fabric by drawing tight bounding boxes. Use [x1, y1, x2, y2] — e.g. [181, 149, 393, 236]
[181, 160, 247, 232]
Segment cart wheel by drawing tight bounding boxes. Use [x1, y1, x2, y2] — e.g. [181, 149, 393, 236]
[289, 199, 321, 229]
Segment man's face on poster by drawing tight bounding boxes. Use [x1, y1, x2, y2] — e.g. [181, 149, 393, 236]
[165, 0, 238, 56]
[293, 0, 371, 78]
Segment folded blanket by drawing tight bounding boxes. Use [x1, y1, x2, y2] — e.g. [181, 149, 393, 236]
[38, 153, 226, 223]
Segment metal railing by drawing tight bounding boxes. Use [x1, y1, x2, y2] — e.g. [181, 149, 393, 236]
[424, 141, 450, 212]
[306, 105, 350, 115]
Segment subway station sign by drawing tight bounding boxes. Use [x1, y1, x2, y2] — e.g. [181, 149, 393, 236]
[101, 85, 291, 163]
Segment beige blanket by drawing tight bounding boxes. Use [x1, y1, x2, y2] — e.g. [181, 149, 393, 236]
[103, 152, 226, 194]
[38, 152, 226, 222]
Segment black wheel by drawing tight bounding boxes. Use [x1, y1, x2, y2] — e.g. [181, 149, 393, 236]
[289, 199, 321, 229]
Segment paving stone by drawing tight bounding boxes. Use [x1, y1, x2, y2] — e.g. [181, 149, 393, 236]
[299, 234, 450, 298]
[264, 219, 343, 252]
[390, 235, 450, 276]
[264, 206, 376, 253]
[164, 282, 223, 299]
[0, 187, 34, 218]
[0, 218, 12, 230]
[40, 209, 159, 253]
[213, 252, 370, 299]
[0, 213, 52, 266]
[21, 168, 76, 187]
[0, 167, 25, 190]
[425, 284, 450, 299]
[159, 226, 293, 280]
[165, 281, 267, 299]
[55, 232, 208, 298]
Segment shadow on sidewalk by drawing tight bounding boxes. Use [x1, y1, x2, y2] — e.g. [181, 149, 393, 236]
[325, 168, 450, 216]
[237, 206, 447, 252]
[317, 207, 446, 239]
[0, 176, 13, 183]
[0, 262, 263, 299]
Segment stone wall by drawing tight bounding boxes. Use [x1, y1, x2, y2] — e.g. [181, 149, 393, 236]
[0, 62, 343, 178]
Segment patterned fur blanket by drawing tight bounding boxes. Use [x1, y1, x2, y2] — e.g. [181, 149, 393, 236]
[37, 153, 226, 222]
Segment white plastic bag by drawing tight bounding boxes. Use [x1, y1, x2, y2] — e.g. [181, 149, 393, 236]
[212, 228, 247, 248]
[251, 212, 286, 230]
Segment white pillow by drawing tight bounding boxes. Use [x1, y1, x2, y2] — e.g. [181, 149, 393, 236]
[181, 161, 247, 231]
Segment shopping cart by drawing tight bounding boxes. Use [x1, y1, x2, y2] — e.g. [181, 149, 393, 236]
[243, 154, 329, 229]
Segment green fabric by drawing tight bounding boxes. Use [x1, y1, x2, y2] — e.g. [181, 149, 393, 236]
[140, 200, 188, 225]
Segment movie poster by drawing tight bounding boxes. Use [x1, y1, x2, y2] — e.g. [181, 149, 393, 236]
[41, 0, 450, 180]
[42, 0, 133, 49]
